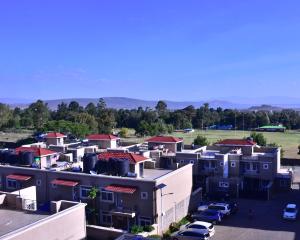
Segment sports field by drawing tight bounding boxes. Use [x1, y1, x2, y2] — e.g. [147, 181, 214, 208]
[127, 129, 300, 159]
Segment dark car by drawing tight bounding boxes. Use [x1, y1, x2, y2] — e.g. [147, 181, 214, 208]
[192, 209, 222, 224]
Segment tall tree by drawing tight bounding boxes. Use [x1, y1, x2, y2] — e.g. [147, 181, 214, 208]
[28, 100, 49, 130]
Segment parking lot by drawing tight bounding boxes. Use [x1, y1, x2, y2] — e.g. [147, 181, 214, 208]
[210, 169, 300, 240]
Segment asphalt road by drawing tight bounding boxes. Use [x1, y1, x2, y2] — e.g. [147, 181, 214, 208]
[211, 168, 300, 240]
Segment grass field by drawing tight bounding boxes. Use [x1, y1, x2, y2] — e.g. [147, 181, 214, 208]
[126, 129, 300, 159]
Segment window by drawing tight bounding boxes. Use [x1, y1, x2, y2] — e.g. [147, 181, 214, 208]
[36, 179, 42, 187]
[190, 160, 195, 164]
[141, 192, 148, 200]
[6, 179, 18, 190]
[219, 181, 229, 188]
[231, 161, 236, 168]
[263, 163, 269, 170]
[220, 162, 224, 167]
[180, 160, 185, 164]
[80, 186, 92, 199]
[101, 189, 114, 202]
[51, 183, 57, 188]
[101, 211, 112, 225]
[139, 217, 152, 226]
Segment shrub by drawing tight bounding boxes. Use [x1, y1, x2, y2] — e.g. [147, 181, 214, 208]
[130, 225, 144, 234]
[193, 135, 209, 146]
[119, 128, 129, 138]
[143, 225, 155, 232]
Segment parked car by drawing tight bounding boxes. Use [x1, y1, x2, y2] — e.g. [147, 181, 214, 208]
[283, 204, 298, 220]
[184, 221, 215, 237]
[172, 229, 210, 240]
[197, 202, 209, 212]
[192, 209, 222, 224]
[208, 203, 231, 216]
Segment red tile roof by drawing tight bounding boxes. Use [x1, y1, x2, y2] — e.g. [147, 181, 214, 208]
[98, 152, 148, 164]
[146, 136, 183, 143]
[6, 174, 32, 181]
[51, 179, 79, 187]
[87, 134, 119, 140]
[104, 184, 137, 194]
[46, 132, 66, 138]
[16, 147, 57, 157]
[216, 139, 257, 146]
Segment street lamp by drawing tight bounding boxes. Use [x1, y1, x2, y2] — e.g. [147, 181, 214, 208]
[155, 183, 174, 234]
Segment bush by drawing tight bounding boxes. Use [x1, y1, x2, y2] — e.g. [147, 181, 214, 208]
[119, 128, 129, 138]
[162, 230, 171, 240]
[143, 225, 155, 232]
[193, 135, 209, 146]
[178, 217, 189, 226]
[148, 235, 161, 239]
[130, 225, 144, 234]
[169, 222, 180, 233]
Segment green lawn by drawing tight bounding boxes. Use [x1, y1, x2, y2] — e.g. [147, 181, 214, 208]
[125, 129, 300, 159]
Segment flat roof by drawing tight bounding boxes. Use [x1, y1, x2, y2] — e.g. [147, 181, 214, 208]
[142, 168, 173, 180]
[0, 209, 49, 237]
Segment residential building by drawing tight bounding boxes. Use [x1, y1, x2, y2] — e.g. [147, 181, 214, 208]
[0, 186, 86, 240]
[45, 132, 66, 146]
[175, 138, 292, 199]
[87, 134, 120, 149]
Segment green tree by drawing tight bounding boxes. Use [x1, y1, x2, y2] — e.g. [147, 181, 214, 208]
[250, 132, 267, 146]
[193, 135, 209, 146]
[28, 100, 49, 130]
[68, 101, 80, 112]
[85, 102, 97, 116]
[0, 103, 12, 129]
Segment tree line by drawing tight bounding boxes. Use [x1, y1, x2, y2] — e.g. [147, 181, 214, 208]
[0, 99, 300, 138]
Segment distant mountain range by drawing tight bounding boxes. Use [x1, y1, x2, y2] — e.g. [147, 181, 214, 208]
[1, 97, 300, 110]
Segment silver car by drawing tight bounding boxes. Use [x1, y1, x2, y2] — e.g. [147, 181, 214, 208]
[172, 229, 210, 240]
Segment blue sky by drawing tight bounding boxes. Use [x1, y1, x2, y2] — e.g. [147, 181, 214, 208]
[0, 0, 300, 101]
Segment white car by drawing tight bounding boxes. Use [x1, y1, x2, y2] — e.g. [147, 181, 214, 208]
[283, 204, 298, 220]
[184, 221, 215, 237]
[208, 203, 231, 216]
[172, 229, 210, 240]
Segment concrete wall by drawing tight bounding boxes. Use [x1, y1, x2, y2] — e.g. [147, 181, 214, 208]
[86, 225, 125, 240]
[1, 201, 87, 240]
[155, 164, 193, 233]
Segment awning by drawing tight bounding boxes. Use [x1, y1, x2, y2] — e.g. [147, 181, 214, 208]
[51, 179, 79, 187]
[104, 184, 137, 194]
[6, 174, 32, 181]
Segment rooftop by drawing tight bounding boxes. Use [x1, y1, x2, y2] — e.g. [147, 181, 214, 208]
[142, 168, 173, 180]
[147, 136, 182, 143]
[15, 146, 57, 157]
[98, 152, 148, 164]
[46, 132, 66, 138]
[87, 134, 119, 140]
[0, 209, 49, 237]
[215, 139, 257, 146]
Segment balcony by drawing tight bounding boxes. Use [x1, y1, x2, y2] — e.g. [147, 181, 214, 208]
[109, 205, 136, 218]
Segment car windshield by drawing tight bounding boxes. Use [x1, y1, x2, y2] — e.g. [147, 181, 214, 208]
[285, 207, 296, 213]
[189, 225, 205, 229]
[209, 206, 225, 210]
[204, 211, 216, 216]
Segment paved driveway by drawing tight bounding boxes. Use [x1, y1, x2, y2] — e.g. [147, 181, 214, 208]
[211, 180, 300, 240]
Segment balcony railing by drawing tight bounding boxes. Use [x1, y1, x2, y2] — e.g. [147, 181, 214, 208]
[109, 205, 136, 218]
[22, 199, 37, 211]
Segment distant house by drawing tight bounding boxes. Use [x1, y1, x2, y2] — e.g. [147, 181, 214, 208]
[45, 132, 66, 146]
[86, 134, 120, 149]
[256, 125, 286, 132]
[146, 136, 183, 152]
[16, 146, 59, 169]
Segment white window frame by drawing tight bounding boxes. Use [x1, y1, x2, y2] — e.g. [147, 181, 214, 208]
[100, 189, 114, 203]
[190, 160, 195, 164]
[219, 181, 229, 188]
[139, 216, 152, 226]
[6, 179, 18, 190]
[101, 211, 112, 225]
[141, 192, 148, 200]
[231, 161, 236, 168]
[263, 163, 269, 170]
[80, 186, 92, 199]
[220, 162, 224, 167]
[36, 179, 42, 187]
[180, 160, 185, 164]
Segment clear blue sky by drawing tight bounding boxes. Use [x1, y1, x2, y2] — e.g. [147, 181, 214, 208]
[0, 0, 300, 101]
